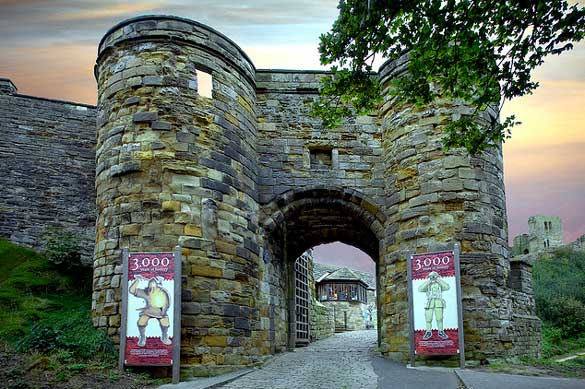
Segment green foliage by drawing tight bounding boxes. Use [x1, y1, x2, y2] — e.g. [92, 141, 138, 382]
[16, 322, 64, 352]
[314, 0, 585, 154]
[15, 312, 115, 360]
[0, 239, 113, 361]
[541, 323, 585, 358]
[42, 226, 84, 273]
[533, 248, 585, 340]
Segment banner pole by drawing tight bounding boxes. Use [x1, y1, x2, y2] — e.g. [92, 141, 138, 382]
[454, 242, 465, 369]
[172, 246, 182, 384]
[118, 248, 130, 372]
[406, 251, 415, 367]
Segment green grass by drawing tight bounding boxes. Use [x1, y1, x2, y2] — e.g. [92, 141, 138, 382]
[541, 323, 585, 359]
[0, 238, 114, 360]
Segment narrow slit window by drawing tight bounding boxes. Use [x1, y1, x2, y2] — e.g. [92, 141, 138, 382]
[196, 69, 213, 98]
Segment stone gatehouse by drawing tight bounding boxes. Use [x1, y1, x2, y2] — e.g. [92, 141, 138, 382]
[1, 14, 540, 377]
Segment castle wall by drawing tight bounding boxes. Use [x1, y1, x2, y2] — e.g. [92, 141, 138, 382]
[255, 69, 386, 353]
[94, 16, 263, 376]
[512, 234, 530, 255]
[378, 55, 537, 360]
[0, 79, 96, 262]
[255, 70, 384, 206]
[307, 254, 335, 341]
[0, 14, 543, 378]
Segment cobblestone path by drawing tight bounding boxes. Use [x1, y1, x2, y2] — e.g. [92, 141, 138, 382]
[222, 330, 380, 389]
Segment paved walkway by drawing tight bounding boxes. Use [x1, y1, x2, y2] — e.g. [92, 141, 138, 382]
[455, 370, 585, 389]
[162, 330, 585, 389]
[222, 330, 458, 389]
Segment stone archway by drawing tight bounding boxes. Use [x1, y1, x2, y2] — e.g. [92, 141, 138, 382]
[91, 15, 541, 377]
[260, 186, 386, 351]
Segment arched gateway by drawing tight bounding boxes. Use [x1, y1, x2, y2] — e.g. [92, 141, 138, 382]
[93, 15, 540, 376]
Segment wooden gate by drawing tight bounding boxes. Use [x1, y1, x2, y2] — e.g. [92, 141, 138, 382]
[295, 254, 310, 346]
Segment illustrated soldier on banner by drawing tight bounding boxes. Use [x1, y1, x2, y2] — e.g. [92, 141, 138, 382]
[129, 275, 172, 347]
[418, 271, 450, 340]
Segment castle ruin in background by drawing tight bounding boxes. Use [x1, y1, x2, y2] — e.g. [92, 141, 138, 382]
[0, 15, 543, 377]
[512, 215, 563, 256]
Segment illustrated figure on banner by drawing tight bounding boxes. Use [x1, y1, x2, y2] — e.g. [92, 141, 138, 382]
[129, 275, 172, 347]
[418, 271, 450, 340]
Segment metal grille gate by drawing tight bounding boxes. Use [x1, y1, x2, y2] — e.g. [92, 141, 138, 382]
[295, 254, 310, 345]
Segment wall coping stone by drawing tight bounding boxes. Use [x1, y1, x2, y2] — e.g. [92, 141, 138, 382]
[0, 78, 17, 95]
[4, 92, 96, 109]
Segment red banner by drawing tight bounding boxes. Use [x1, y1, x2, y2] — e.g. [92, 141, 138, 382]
[410, 251, 460, 355]
[124, 252, 176, 366]
[411, 251, 456, 280]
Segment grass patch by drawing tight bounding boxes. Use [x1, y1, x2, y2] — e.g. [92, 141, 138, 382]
[541, 323, 585, 359]
[477, 248, 585, 379]
[0, 238, 112, 359]
[0, 239, 152, 387]
[0, 239, 79, 339]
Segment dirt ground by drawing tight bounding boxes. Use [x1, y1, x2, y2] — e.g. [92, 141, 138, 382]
[0, 345, 164, 389]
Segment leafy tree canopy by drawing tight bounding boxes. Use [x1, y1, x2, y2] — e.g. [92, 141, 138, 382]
[314, 0, 585, 154]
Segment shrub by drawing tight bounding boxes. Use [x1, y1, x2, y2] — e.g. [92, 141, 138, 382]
[42, 227, 83, 273]
[533, 248, 585, 339]
[16, 322, 64, 352]
[538, 297, 585, 338]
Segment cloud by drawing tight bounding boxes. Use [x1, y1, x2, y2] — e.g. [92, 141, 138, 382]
[313, 243, 375, 274]
[0, 0, 339, 48]
[47, 3, 161, 21]
[504, 140, 585, 243]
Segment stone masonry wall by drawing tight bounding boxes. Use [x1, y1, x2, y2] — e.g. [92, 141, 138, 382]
[508, 259, 541, 357]
[528, 215, 563, 252]
[0, 78, 96, 263]
[255, 69, 386, 354]
[307, 255, 335, 341]
[0, 14, 542, 378]
[377, 55, 539, 360]
[310, 300, 335, 340]
[330, 301, 368, 331]
[94, 16, 263, 377]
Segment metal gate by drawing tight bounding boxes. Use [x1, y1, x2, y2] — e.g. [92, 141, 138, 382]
[295, 254, 310, 346]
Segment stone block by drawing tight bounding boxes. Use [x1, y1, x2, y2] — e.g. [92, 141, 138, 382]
[191, 265, 223, 278]
[151, 121, 172, 130]
[185, 224, 202, 236]
[132, 111, 158, 122]
[162, 200, 181, 211]
[143, 75, 163, 86]
[120, 224, 140, 236]
[204, 335, 228, 347]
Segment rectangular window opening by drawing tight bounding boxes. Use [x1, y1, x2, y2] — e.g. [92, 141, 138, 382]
[309, 147, 332, 169]
[196, 69, 213, 98]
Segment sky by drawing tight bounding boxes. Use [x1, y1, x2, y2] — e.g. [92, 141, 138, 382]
[0, 1, 583, 274]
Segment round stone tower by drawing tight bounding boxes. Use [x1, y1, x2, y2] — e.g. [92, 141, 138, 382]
[94, 16, 261, 376]
[377, 55, 539, 360]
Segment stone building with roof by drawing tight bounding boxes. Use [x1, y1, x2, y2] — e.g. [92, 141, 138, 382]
[313, 263, 377, 331]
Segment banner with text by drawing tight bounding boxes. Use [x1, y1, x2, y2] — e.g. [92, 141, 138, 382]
[123, 252, 176, 366]
[409, 251, 461, 355]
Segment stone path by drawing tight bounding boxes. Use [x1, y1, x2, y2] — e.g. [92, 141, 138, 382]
[455, 370, 585, 389]
[161, 331, 585, 388]
[221, 330, 458, 389]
